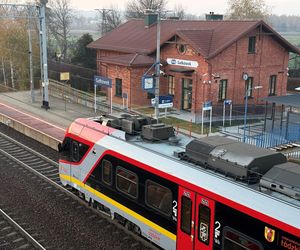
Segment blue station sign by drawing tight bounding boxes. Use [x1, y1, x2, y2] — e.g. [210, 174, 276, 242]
[224, 99, 232, 105]
[158, 95, 173, 108]
[94, 75, 112, 88]
[203, 101, 212, 111]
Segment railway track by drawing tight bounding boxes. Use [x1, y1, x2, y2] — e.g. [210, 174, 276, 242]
[0, 208, 45, 249]
[0, 130, 156, 249]
[0, 131, 60, 183]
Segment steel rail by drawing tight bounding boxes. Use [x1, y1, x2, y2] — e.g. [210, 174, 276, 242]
[0, 208, 46, 250]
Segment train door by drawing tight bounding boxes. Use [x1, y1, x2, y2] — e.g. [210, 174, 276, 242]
[194, 195, 215, 250]
[70, 140, 79, 179]
[177, 186, 215, 250]
[177, 186, 195, 250]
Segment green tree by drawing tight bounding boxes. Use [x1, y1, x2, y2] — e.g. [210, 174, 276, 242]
[226, 0, 270, 20]
[71, 33, 96, 69]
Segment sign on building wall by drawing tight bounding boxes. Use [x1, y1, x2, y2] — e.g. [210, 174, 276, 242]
[166, 58, 199, 68]
[60, 72, 70, 81]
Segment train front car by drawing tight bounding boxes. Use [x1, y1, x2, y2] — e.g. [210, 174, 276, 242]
[58, 115, 300, 250]
[58, 118, 120, 191]
[58, 116, 178, 250]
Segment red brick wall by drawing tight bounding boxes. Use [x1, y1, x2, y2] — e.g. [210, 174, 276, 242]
[209, 29, 289, 110]
[97, 29, 290, 113]
[160, 39, 209, 113]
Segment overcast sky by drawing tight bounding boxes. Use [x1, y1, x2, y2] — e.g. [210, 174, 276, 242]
[69, 0, 300, 16]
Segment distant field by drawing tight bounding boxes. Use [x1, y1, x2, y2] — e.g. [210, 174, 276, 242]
[280, 32, 300, 48]
[70, 29, 100, 40]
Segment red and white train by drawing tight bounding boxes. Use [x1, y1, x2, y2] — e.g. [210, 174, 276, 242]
[58, 114, 300, 250]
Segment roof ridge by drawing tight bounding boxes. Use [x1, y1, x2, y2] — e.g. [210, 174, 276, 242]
[177, 28, 213, 31]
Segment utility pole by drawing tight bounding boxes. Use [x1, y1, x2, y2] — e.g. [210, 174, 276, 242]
[154, 12, 161, 120]
[39, 0, 50, 109]
[28, 14, 34, 102]
[95, 8, 112, 36]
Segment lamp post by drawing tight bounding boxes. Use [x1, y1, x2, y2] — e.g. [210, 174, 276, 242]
[243, 85, 262, 142]
[154, 11, 161, 121]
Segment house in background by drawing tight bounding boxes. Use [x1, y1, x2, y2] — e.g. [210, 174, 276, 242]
[87, 15, 300, 113]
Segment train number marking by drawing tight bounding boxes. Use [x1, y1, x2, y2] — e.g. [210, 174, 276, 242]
[214, 221, 221, 245]
[183, 190, 191, 198]
[172, 200, 178, 221]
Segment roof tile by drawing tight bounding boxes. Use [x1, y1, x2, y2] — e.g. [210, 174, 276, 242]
[88, 19, 300, 59]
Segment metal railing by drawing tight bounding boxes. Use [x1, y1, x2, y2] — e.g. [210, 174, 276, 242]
[48, 80, 108, 112]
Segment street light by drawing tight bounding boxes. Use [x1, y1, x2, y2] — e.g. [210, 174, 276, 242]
[243, 85, 262, 142]
[153, 11, 161, 120]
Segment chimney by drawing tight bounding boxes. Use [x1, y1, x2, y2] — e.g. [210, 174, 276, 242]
[205, 12, 223, 21]
[145, 13, 158, 27]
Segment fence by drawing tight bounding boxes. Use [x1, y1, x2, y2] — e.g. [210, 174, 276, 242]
[48, 79, 109, 113]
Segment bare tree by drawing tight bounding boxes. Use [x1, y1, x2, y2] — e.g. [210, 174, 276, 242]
[106, 6, 123, 31]
[47, 0, 73, 61]
[226, 0, 270, 20]
[125, 0, 167, 19]
[0, 18, 37, 90]
[171, 4, 185, 20]
[96, 5, 123, 36]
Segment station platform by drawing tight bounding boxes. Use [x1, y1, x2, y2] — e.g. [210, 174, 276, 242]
[0, 91, 98, 150]
[0, 90, 223, 150]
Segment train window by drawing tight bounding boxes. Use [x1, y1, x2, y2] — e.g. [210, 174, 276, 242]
[222, 227, 263, 250]
[78, 143, 89, 160]
[198, 204, 210, 245]
[102, 160, 113, 185]
[72, 141, 79, 162]
[116, 167, 138, 198]
[145, 180, 172, 216]
[59, 137, 71, 161]
[180, 196, 192, 235]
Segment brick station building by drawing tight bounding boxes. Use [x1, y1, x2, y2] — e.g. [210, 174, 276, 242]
[88, 16, 300, 113]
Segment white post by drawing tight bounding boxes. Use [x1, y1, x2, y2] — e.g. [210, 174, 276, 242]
[201, 107, 204, 135]
[229, 103, 232, 126]
[94, 84, 96, 113]
[209, 107, 212, 134]
[110, 88, 113, 114]
[222, 102, 225, 129]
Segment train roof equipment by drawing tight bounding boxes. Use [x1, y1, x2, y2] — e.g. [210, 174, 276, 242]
[73, 114, 300, 206]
